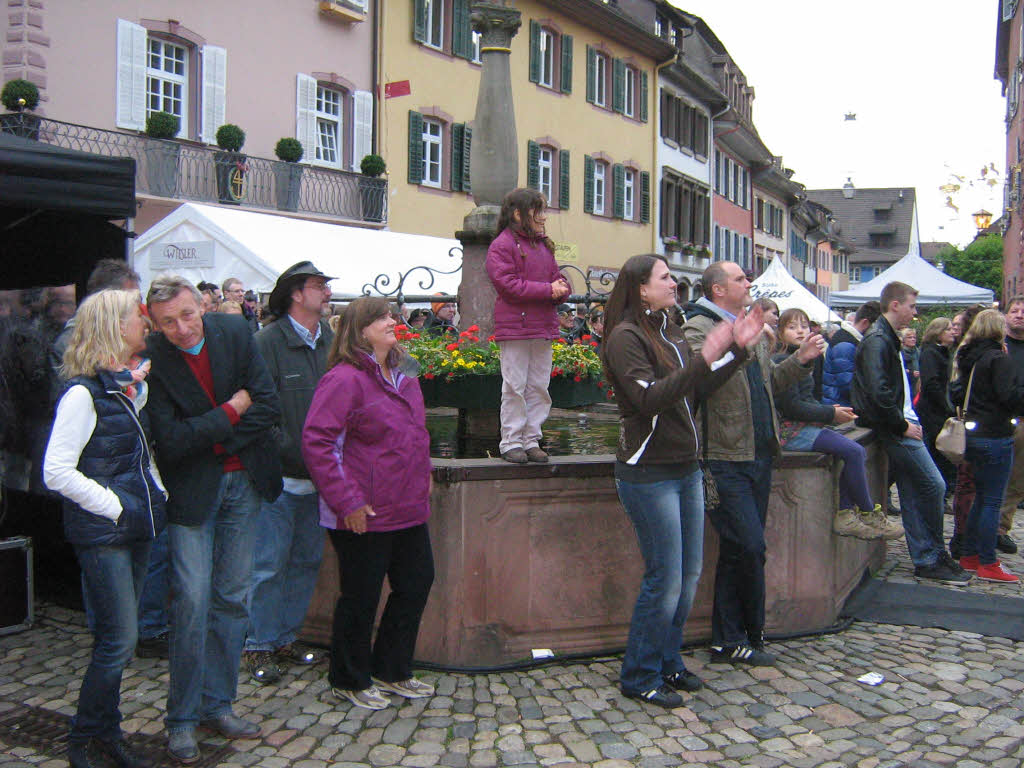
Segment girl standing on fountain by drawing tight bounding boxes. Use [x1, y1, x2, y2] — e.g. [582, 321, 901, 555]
[485, 188, 570, 464]
[601, 254, 762, 708]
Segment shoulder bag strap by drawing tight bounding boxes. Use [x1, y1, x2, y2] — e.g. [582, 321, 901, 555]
[960, 364, 978, 419]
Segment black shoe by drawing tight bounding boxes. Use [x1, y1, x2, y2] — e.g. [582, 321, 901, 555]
[136, 632, 169, 659]
[948, 534, 962, 560]
[939, 550, 968, 575]
[622, 683, 683, 709]
[663, 669, 703, 692]
[709, 644, 776, 666]
[996, 534, 1018, 554]
[914, 559, 972, 586]
[95, 737, 150, 768]
[68, 740, 100, 768]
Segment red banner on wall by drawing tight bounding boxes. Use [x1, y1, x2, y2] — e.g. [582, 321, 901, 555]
[385, 80, 412, 99]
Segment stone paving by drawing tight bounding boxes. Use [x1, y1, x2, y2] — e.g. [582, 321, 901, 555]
[2, 515, 1024, 768]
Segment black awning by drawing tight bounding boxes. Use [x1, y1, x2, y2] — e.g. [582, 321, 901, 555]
[0, 132, 135, 220]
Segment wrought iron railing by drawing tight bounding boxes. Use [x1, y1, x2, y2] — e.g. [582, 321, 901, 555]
[0, 113, 387, 223]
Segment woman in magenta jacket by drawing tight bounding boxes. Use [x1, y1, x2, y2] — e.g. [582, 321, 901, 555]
[485, 188, 570, 464]
[302, 297, 434, 711]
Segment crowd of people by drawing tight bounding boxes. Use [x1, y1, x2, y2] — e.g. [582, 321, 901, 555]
[2, 186, 1023, 761]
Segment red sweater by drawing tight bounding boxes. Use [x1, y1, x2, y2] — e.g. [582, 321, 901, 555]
[180, 345, 244, 473]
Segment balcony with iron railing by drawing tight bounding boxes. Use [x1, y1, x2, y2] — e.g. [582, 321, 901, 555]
[0, 113, 387, 224]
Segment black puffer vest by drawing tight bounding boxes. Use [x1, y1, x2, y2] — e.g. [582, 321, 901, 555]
[61, 372, 165, 548]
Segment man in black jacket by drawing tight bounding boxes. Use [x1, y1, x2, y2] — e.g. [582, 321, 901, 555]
[243, 262, 335, 685]
[851, 281, 970, 586]
[146, 276, 283, 763]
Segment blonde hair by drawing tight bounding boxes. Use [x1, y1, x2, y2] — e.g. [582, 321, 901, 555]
[921, 317, 951, 345]
[899, 327, 917, 342]
[61, 289, 142, 379]
[218, 300, 243, 314]
[961, 309, 1005, 346]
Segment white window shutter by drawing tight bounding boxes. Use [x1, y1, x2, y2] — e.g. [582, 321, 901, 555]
[200, 45, 227, 145]
[296, 74, 317, 164]
[116, 19, 147, 130]
[352, 90, 374, 171]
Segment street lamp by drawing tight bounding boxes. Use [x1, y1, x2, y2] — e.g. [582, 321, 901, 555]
[972, 209, 993, 232]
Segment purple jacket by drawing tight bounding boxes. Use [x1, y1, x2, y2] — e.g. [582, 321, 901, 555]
[301, 354, 431, 532]
[485, 227, 561, 341]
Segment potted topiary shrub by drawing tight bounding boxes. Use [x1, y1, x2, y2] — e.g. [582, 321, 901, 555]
[273, 137, 304, 212]
[213, 123, 247, 205]
[143, 111, 181, 197]
[1, 78, 41, 139]
[359, 153, 387, 223]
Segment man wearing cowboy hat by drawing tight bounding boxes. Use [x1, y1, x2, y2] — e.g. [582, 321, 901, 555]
[243, 261, 336, 686]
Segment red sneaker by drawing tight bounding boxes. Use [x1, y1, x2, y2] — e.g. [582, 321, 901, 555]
[976, 562, 1020, 583]
[959, 555, 980, 572]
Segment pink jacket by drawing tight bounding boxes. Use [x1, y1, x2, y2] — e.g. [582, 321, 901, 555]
[301, 354, 431, 532]
[485, 227, 561, 341]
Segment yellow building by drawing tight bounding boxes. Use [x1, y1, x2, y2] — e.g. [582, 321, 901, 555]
[378, 0, 675, 283]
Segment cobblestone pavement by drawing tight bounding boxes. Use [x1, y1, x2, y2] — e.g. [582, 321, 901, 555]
[2, 515, 1023, 768]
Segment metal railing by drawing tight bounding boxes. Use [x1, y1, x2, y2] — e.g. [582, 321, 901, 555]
[0, 113, 387, 223]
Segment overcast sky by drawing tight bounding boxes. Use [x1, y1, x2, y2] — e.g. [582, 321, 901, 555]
[671, 0, 1006, 248]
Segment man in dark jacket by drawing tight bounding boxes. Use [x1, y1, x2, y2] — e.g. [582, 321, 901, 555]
[146, 276, 283, 763]
[851, 281, 970, 586]
[243, 262, 335, 685]
[822, 301, 879, 406]
[996, 295, 1024, 554]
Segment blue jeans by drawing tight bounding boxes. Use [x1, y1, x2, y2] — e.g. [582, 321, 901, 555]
[72, 541, 151, 743]
[166, 471, 260, 732]
[705, 458, 772, 648]
[138, 526, 169, 640]
[882, 435, 946, 567]
[245, 490, 324, 651]
[615, 469, 704, 694]
[963, 435, 1014, 564]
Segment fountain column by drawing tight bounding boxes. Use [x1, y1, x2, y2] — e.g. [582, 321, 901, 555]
[456, 1, 522, 341]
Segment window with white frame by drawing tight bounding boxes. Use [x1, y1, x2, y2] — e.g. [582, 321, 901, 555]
[539, 28, 555, 88]
[594, 54, 608, 108]
[472, 31, 482, 63]
[147, 38, 188, 127]
[538, 147, 554, 202]
[421, 118, 443, 187]
[623, 67, 636, 118]
[593, 161, 606, 214]
[425, 0, 443, 49]
[623, 169, 635, 220]
[315, 86, 343, 167]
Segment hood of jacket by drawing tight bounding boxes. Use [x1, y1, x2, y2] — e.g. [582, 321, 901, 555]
[684, 297, 734, 324]
[957, 338, 1002, 371]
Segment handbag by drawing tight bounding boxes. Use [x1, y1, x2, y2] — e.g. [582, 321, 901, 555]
[699, 401, 720, 510]
[935, 364, 977, 464]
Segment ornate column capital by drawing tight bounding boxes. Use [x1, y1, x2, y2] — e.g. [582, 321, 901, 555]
[471, 2, 522, 50]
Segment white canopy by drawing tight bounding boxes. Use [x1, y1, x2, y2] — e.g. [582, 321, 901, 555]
[829, 250, 994, 307]
[749, 256, 842, 323]
[132, 203, 462, 298]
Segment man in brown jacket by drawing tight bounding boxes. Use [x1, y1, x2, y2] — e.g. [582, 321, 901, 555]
[683, 261, 823, 666]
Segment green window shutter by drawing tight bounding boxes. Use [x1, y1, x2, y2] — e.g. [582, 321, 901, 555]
[559, 149, 570, 209]
[451, 123, 465, 191]
[560, 34, 573, 94]
[640, 171, 650, 223]
[462, 126, 472, 192]
[452, 0, 470, 59]
[407, 110, 423, 184]
[527, 140, 540, 190]
[612, 59, 625, 114]
[612, 163, 625, 218]
[584, 154, 595, 213]
[529, 20, 541, 83]
[640, 71, 649, 122]
[413, 0, 427, 43]
[586, 45, 596, 104]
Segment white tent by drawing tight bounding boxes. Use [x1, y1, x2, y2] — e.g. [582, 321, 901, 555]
[132, 202, 463, 298]
[829, 251, 994, 307]
[749, 256, 842, 323]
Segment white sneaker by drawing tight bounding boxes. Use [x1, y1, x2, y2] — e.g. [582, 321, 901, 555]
[332, 685, 389, 710]
[373, 677, 435, 698]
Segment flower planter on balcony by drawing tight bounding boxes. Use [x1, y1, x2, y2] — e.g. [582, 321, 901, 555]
[0, 112, 40, 140]
[359, 176, 386, 222]
[274, 163, 304, 212]
[420, 374, 604, 410]
[144, 140, 181, 198]
[214, 151, 247, 205]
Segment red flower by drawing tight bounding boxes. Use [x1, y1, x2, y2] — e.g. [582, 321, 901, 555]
[550, 371, 558, 378]
[582, 334, 592, 341]
[396, 324, 409, 332]
[411, 333, 421, 339]
[557, 337, 566, 344]
[459, 330, 471, 338]
[446, 343, 459, 351]
[597, 380, 605, 388]
[574, 375, 582, 382]
[467, 324, 480, 332]
[487, 334, 496, 342]
[424, 373, 435, 380]
[590, 341, 598, 347]
[470, 335, 479, 342]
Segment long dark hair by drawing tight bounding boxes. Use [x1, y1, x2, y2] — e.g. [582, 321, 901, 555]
[601, 253, 676, 372]
[497, 188, 556, 251]
[327, 297, 400, 370]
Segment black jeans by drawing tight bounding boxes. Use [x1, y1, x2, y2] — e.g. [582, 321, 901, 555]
[705, 458, 773, 648]
[327, 523, 434, 691]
